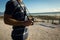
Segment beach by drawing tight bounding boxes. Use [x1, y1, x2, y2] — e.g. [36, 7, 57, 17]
[0, 17, 60, 40]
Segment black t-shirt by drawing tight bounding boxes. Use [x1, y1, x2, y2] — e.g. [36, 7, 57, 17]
[5, 1, 26, 21]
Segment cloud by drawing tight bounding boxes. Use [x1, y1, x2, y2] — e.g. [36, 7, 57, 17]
[48, 8, 60, 12]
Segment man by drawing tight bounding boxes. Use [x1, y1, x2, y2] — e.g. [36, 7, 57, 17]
[4, 0, 32, 40]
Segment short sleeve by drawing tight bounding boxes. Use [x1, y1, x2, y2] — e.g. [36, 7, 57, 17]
[4, 1, 14, 15]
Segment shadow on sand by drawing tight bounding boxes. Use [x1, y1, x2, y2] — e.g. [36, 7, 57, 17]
[39, 24, 55, 28]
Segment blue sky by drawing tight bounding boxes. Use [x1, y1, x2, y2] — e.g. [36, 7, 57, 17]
[0, 0, 60, 13]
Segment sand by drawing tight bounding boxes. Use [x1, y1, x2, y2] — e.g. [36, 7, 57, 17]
[0, 18, 60, 40]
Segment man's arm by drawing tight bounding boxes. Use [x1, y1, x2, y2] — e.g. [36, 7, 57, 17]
[4, 14, 32, 26]
[4, 14, 25, 26]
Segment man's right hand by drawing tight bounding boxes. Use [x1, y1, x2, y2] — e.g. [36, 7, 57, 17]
[24, 20, 33, 26]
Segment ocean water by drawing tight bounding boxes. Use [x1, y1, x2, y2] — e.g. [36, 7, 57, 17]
[0, 13, 4, 16]
[0, 12, 60, 16]
[27, 13, 60, 16]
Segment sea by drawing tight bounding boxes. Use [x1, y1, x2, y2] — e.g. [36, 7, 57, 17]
[0, 12, 4, 16]
[0, 12, 60, 16]
[27, 12, 60, 16]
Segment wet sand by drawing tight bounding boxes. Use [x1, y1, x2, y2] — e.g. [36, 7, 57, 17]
[0, 18, 60, 40]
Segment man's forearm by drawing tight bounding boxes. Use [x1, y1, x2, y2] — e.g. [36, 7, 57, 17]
[4, 18, 25, 26]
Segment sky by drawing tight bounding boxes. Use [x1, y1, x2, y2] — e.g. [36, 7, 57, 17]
[0, 0, 60, 13]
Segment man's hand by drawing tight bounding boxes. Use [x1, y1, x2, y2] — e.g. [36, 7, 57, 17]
[24, 19, 33, 26]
